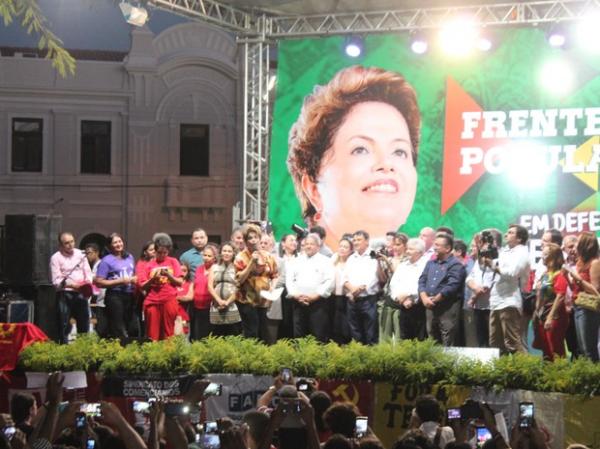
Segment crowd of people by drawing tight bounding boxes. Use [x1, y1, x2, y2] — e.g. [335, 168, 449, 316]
[0, 370, 587, 449]
[48, 221, 600, 361]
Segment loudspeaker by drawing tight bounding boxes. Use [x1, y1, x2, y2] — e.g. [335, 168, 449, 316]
[4, 215, 62, 285]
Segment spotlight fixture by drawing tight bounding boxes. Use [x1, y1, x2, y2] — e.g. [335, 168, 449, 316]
[439, 16, 479, 57]
[344, 36, 364, 58]
[547, 23, 567, 48]
[119, 2, 149, 27]
[539, 57, 575, 96]
[576, 13, 600, 53]
[410, 33, 428, 54]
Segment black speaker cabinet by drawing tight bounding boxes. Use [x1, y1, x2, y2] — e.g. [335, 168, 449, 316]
[4, 214, 62, 285]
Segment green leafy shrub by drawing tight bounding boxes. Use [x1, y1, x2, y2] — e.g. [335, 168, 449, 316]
[17, 336, 600, 395]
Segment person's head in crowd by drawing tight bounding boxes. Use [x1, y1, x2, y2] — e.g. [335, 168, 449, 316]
[352, 230, 370, 255]
[218, 242, 236, 265]
[260, 233, 275, 253]
[386, 231, 397, 255]
[287, 65, 421, 251]
[153, 232, 173, 262]
[506, 224, 529, 247]
[563, 234, 578, 265]
[452, 239, 467, 262]
[242, 223, 262, 252]
[180, 261, 192, 282]
[304, 233, 322, 257]
[140, 240, 156, 261]
[243, 410, 271, 449]
[419, 227, 435, 251]
[414, 394, 441, 424]
[310, 225, 327, 241]
[392, 233, 409, 258]
[433, 233, 454, 262]
[108, 232, 128, 257]
[469, 236, 479, 259]
[280, 234, 299, 258]
[577, 231, 599, 264]
[542, 228, 563, 248]
[231, 227, 246, 251]
[324, 434, 353, 449]
[58, 231, 76, 255]
[446, 443, 471, 449]
[85, 243, 101, 266]
[436, 226, 454, 237]
[202, 243, 219, 269]
[310, 390, 332, 433]
[335, 237, 354, 264]
[323, 402, 360, 438]
[405, 238, 425, 264]
[190, 227, 208, 251]
[359, 438, 385, 449]
[392, 429, 435, 449]
[542, 242, 564, 272]
[10, 392, 36, 431]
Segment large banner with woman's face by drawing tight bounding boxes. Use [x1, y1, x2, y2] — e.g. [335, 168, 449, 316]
[269, 28, 600, 250]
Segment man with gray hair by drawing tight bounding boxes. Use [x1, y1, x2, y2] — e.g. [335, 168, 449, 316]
[389, 238, 428, 340]
[286, 233, 335, 342]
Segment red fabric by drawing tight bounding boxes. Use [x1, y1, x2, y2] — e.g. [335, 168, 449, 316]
[193, 265, 212, 310]
[536, 313, 568, 361]
[0, 323, 48, 371]
[144, 299, 179, 341]
[139, 257, 182, 305]
[553, 272, 568, 295]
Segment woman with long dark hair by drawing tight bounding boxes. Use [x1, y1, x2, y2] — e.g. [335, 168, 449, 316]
[95, 233, 138, 341]
[207, 242, 242, 336]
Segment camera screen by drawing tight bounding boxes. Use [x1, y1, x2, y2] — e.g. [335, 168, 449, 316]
[204, 421, 218, 434]
[447, 408, 461, 420]
[80, 403, 101, 417]
[205, 383, 222, 397]
[86, 438, 96, 449]
[202, 433, 220, 449]
[355, 417, 368, 437]
[298, 383, 308, 391]
[75, 413, 86, 429]
[281, 368, 292, 382]
[519, 403, 534, 427]
[476, 427, 492, 448]
[132, 401, 151, 413]
[3, 426, 16, 440]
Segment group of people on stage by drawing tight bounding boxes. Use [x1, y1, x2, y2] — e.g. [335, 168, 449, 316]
[49, 221, 600, 362]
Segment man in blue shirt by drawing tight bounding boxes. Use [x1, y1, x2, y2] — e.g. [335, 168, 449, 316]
[179, 228, 208, 280]
[418, 232, 466, 346]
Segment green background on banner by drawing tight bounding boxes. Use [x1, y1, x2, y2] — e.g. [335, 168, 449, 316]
[269, 28, 600, 242]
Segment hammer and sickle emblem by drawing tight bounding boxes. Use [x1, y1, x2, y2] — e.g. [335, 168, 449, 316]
[0, 323, 16, 339]
[332, 383, 359, 405]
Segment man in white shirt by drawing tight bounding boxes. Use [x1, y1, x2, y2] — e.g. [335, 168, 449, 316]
[343, 230, 385, 345]
[286, 233, 334, 342]
[389, 238, 427, 340]
[482, 224, 530, 354]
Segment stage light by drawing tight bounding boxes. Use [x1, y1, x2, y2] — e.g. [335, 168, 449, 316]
[576, 13, 600, 53]
[410, 32, 428, 54]
[439, 17, 479, 57]
[477, 37, 492, 52]
[344, 37, 364, 58]
[539, 58, 575, 96]
[506, 142, 551, 189]
[119, 2, 148, 27]
[548, 23, 567, 48]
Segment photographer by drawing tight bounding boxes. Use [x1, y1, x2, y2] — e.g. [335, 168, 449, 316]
[409, 395, 454, 449]
[465, 229, 502, 348]
[481, 225, 530, 354]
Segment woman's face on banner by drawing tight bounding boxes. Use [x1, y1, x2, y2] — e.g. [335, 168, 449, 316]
[308, 101, 417, 242]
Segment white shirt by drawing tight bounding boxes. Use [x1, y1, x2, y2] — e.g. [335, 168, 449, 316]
[466, 261, 496, 310]
[489, 244, 530, 311]
[342, 250, 380, 297]
[420, 421, 455, 448]
[286, 252, 334, 298]
[419, 246, 435, 265]
[389, 258, 426, 301]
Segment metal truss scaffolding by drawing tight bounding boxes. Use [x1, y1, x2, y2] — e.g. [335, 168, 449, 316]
[148, 0, 600, 221]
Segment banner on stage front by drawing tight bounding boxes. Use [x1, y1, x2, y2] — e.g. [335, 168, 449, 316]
[269, 29, 600, 250]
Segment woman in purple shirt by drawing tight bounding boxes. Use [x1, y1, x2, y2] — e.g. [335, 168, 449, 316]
[95, 233, 137, 342]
